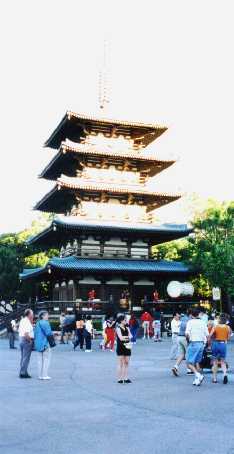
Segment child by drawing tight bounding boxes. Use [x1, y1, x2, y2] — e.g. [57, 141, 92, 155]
[153, 318, 161, 342]
[104, 317, 116, 351]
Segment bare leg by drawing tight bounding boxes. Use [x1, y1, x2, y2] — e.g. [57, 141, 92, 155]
[175, 353, 185, 368]
[187, 363, 197, 375]
[221, 359, 228, 384]
[123, 357, 130, 380]
[221, 359, 227, 375]
[147, 323, 149, 339]
[212, 360, 218, 382]
[117, 357, 125, 381]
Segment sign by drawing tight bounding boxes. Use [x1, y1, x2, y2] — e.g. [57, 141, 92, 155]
[212, 287, 221, 301]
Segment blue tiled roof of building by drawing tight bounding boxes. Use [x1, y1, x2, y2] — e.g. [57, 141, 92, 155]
[27, 217, 193, 246]
[20, 256, 191, 280]
[54, 217, 191, 233]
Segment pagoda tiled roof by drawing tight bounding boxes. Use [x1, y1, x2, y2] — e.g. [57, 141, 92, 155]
[27, 217, 193, 248]
[34, 178, 181, 213]
[44, 111, 168, 149]
[20, 256, 191, 280]
[57, 176, 181, 197]
[40, 142, 175, 180]
[61, 141, 173, 162]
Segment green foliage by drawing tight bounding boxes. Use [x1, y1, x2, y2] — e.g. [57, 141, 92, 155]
[0, 214, 58, 301]
[152, 238, 191, 262]
[152, 199, 234, 299]
[189, 201, 234, 297]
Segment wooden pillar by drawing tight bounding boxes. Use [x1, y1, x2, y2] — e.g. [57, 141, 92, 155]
[100, 281, 106, 301]
[148, 241, 153, 259]
[128, 278, 134, 312]
[127, 240, 132, 258]
[77, 238, 82, 256]
[100, 239, 105, 257]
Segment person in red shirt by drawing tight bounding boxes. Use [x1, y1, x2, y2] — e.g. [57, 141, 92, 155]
[153, 289, 159, 302]
[104, 317, 116, 351]
[88, 289, 96, 300]
[140, 311, 153, 339]
[88, 289, 96, 309]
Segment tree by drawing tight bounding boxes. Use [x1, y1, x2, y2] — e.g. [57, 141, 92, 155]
[188, 201, 234, 305]
[0, 214, 58, 301]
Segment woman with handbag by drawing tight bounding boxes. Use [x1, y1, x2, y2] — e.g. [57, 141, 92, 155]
[34, 310, 54, 380]
[116, 315, 132, 384]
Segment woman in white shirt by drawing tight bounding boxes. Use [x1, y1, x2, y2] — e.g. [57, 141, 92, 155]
[84, 315, 93, 352]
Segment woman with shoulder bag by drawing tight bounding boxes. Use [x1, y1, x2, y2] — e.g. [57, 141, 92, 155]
[116, 315, 133, 384]
[34, 311, 54, 380]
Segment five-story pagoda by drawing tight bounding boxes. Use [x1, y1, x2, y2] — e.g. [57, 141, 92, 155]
[21, 110, 192, 313]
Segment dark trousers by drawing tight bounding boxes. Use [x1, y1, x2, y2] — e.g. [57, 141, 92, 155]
[19, 338, 33, 375]
[85, 331, 92, 350]
[74, 329, 84, 350]
[9, 332, 16, 349]
[130, 327, 138, 343]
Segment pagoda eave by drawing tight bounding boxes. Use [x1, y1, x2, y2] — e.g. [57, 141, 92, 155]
[20, 257, 193, 281]
[39, 144, 175, 181]
[34, 182, 181, 214]
[27, 218, 193, 250]
[44, 111, 168, 149]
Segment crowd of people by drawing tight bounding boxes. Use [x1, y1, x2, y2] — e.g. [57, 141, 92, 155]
[170, 309, 232, 385]
[6, 307, 233, 386]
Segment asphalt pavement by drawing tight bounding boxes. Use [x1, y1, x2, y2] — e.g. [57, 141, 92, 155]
[1, 336, 234, 454]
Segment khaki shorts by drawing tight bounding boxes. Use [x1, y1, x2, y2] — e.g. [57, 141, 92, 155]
[178, 336, 187, 356]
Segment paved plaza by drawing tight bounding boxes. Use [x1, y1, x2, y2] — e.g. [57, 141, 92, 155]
[1, 337, 234, 454]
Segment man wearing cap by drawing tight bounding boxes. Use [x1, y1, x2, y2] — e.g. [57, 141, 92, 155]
[18, 309, 34, 378]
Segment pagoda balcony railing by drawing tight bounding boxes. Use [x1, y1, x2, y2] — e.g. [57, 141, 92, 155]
[61, 249, 149, 259]
[35, 300, 111, 315]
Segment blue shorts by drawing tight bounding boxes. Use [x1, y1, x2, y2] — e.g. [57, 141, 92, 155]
[211, 341, 227, 360]
[186, 342, 204, 365]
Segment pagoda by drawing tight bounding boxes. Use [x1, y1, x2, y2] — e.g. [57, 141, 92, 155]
[20, 110, 193, 312]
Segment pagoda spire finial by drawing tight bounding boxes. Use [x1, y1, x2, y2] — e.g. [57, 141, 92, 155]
[98, 38, 110, 112]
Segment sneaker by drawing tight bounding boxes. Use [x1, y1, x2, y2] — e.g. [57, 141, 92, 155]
[186, 370, 194, 375]
[85, 350, 92, 353]
[198, 374, 204, 385]
[42, 376, 51, 380]
[172, 366, 179, 377]
[124, 379, 132, 383]
[118, 380, 124, 384]
[193, 378, 200, 386]
[223, 375, 228, 384]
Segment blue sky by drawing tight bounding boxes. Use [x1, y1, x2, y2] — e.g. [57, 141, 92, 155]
[0, 0, 233, 233]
